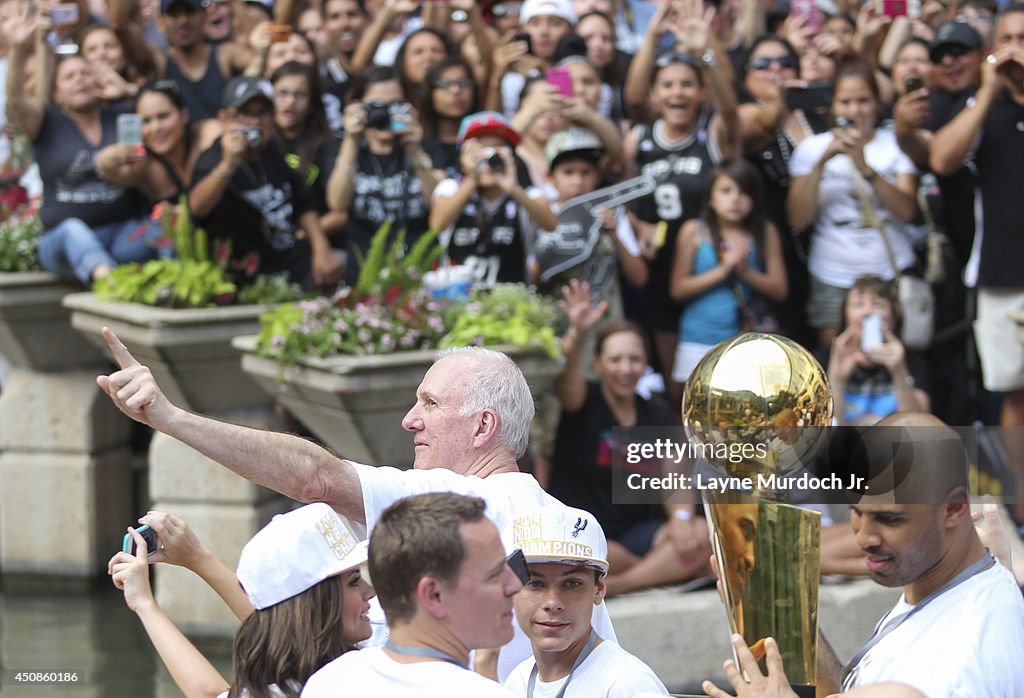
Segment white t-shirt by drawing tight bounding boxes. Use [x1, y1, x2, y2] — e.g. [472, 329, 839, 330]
[788, 127, 917, 288]
[301, 646, 517, 697]
[845, 561, 1024, 697]
[352, 463, 619, 682]
[504, 639, 668, 697]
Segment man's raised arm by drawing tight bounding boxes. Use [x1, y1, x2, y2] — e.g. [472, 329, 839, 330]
[96, 327, 366, 524]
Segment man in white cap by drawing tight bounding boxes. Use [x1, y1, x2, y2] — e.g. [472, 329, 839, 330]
[97, 334, 616, 681]
[502, 504, 668, 697]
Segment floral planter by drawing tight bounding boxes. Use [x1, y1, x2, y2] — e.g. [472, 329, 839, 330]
[233, 335, 564, 467]
[0, 272, 105, 371]
[63, 293, 271, 413]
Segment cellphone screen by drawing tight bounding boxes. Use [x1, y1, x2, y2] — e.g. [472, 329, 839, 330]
[546, 67, 573, 98]
[883, 0, 908, 17]
[266, 24, 293, 43]
[51, 3, 80, 26]
[117, 114, 143, 145]
[785, 84, 833, 113]
[791, 0, 821, 33]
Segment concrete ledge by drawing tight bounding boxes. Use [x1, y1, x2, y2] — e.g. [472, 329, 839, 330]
[0, 448, 133, 576]
[606, 578, 901, 691]
[0, 369, 131, 453]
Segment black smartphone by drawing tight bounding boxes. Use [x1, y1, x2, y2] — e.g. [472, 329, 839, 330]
[784, 82, 833, 113]
[122, 524, 158, 556]
[904, 76, 924, 93]
[512, 31, 533, 55]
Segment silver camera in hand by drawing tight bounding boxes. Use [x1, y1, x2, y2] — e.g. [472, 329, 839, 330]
[240, 127, 263, 149]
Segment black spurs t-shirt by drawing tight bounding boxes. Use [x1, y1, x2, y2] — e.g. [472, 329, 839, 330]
[192, 138, 315, 284]
[548, 382, 678, 540]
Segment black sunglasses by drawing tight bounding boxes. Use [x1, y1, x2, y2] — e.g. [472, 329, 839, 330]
[507, 548, 531, 585]
[749, 55, 796, 71]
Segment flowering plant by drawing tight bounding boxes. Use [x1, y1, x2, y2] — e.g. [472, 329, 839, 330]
[94, 197, 237, 307]
[255, 222, 559, 371]
[0, 200, 42, 272]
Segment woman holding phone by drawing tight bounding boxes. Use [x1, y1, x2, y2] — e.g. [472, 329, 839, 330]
[96, 81, 207, 209]
[109, 503, 375, 698]
[788, 62, 919, 348]
[825, 275, 929, 426]
[3, 6, 160, 286]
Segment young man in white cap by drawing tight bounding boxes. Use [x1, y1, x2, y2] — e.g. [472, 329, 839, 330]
[302, 493, 523, 697]
[501, 504, 669, 697]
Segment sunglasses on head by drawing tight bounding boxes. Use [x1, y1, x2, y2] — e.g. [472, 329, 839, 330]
[150, 79, 182, 96]
[492, 2, 521, 17]
[655, 51, 700, 70]
[749, 55, 796, 71]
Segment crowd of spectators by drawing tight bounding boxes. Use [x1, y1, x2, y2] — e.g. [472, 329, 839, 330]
[3, 0, 1024, 591]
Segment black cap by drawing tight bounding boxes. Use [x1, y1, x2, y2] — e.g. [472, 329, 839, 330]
[929, 21, 982, 62]
[222, 76, 274, 110]
[160, 0, 203, 13]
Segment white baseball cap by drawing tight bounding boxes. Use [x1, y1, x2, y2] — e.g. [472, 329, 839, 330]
[502, 505, 609, 575]
[520, 0, 577, 25]
[237, 503, 368, 610]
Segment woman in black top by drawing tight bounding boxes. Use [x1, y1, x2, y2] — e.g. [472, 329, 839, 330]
[549, 280, 711, 596]
[4, 7, 158, 286]
[270, 61, 345, 241]
[97, 81, 205, 210]
[416, 56, 478, 178]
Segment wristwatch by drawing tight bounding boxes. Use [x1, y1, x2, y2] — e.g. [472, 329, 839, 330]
[861, 167, 877, 181]
[701, 49, 716, 68]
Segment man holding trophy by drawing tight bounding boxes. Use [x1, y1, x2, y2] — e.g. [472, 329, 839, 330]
[682, 334, 1024, 698]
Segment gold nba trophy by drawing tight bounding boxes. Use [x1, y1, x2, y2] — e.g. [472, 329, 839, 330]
[682, 333, 833, 691]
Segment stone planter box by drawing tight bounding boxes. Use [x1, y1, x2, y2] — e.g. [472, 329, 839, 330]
[63, 293, 270, 413]
[233, 335, 564, 467]
[0, 272, 105, 371]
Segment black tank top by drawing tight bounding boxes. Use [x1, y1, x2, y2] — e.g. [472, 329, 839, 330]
[629, 111, 720, 305]
[164, 47, 227, 122]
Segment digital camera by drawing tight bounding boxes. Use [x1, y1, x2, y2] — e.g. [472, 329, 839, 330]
[364, 101, 411, 131]
[240, 127, 263, 149]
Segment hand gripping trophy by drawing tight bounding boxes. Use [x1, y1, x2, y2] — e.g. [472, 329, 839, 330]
[682, 333, 833, 695]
